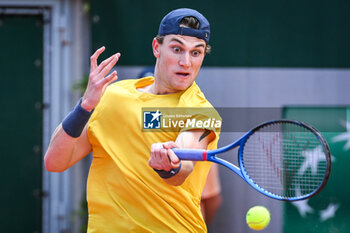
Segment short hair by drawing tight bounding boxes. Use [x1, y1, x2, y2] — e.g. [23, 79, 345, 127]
[156, 16, 212, 54]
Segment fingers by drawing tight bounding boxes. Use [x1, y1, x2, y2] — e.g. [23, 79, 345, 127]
[149, 142, 180, 171]
[162, 142, 180, 167]
[96, 53, 121, 77]
[100, 70, 118, 86]
[90, 46, 105, 73]
[149, 143, 171, 171]
[168, 150, 180, 168]
[90, 51, 120, 91]
[163, 141, 178, 149]
[89, 46, 120, 79]
[83, 49, 120, 111]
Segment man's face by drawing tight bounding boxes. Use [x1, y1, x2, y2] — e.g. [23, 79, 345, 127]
[153, 34, 206, 94]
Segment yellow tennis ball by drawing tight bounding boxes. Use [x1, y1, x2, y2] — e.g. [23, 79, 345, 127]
[246, 206, 270, 230]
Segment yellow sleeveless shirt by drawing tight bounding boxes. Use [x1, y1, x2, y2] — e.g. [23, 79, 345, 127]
[87, 77, 220, 232]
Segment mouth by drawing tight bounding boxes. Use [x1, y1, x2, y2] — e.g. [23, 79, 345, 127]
[175, 72, 190, 78]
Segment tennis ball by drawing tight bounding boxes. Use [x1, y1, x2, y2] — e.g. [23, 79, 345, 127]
[246, 206, 270, 230]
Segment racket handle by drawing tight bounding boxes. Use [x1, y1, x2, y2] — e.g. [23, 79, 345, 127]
[171, 148, 206, 161]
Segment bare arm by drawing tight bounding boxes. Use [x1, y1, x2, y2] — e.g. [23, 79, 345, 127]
[200, 164, 222, 226]
[148, 129, 216, 186]
[44, 124, 91, 172]
[44, 47, 121, 172]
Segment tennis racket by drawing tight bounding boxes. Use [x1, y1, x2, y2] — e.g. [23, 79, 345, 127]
[172, 120, 331, 201]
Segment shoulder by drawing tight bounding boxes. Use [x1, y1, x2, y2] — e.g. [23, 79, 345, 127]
[103, 79, 138, 98]
[181, 82, 214, 108]
[108, 77, 154, 93]
[108, 78, 137, 90]
[88, 79, 138, 129]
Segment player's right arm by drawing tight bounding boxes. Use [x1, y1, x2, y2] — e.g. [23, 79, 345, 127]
[44, 124, 91, 172]
[44, 47, 120, 172]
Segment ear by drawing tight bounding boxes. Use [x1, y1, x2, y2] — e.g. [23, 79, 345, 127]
[152, 37, 160, 59]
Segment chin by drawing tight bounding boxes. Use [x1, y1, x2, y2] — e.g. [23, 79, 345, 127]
[174, 79, 193, 90]
[174, 83, 191, 91]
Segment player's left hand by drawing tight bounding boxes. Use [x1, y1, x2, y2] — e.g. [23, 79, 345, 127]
[81, 47, 121, 112]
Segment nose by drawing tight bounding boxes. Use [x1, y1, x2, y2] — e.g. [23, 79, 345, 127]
[178, 52, 191, 68]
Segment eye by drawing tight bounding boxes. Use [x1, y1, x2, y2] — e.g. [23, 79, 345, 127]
[172, 46, 181, 53]
[192, 50, 202, 57]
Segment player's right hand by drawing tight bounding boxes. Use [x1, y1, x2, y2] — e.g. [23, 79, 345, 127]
[81, 46, 121, 112]
[149, 142, 180, 171]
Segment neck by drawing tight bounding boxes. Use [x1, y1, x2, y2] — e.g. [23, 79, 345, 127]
[148, 83, 178, 95]
[138, 74, 180, 95]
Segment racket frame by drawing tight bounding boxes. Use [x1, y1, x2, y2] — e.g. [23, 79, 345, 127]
[172, 119, 331, 201]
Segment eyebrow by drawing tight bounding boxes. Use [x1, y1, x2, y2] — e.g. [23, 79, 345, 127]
[170, 38, 205, 48]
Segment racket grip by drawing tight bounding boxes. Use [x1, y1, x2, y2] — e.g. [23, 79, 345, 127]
[171, 148, 206, 161]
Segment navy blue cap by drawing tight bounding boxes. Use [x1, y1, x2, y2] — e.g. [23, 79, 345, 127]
[158, 8, 210, 43]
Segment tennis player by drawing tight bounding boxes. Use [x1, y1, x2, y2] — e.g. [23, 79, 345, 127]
[45, 8, 221, 232]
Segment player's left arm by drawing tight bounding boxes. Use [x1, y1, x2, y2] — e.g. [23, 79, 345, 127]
[149, 129, 216, 186]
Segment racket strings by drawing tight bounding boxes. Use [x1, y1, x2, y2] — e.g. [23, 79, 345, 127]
[242, 122, 328, 199]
